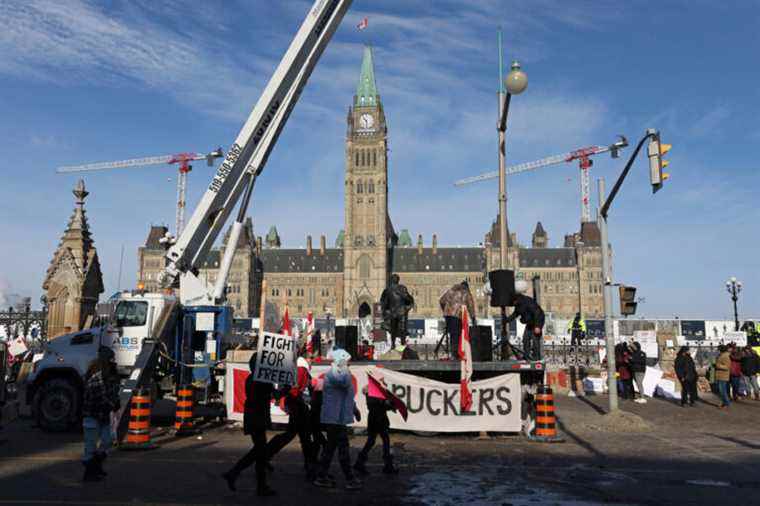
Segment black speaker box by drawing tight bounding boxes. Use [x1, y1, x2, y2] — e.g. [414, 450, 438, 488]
[471, 325, 493, 362]
[489, 269, 515, 307]
[335, 325, 358, 358]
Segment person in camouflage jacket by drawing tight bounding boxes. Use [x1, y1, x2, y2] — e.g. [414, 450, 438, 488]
[439, 281, 476, 359]
[81, 347, 120, 482]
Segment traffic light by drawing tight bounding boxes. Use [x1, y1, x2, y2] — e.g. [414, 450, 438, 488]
[647, 130, 671, 194]
[619, 285, 637, 316]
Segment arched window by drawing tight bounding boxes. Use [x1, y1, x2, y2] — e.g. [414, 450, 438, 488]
[359, 255, 371, 279]
[357, 180, 364, 193]
[373, 150, 377, 166]
[355, 151, 359, 166]
[361, 150, 366, 166]
[368, 180, 375, 193]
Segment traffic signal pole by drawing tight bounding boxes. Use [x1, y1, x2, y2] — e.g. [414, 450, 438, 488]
[597, 177, 618, 412]
[597, 128, 669, 413]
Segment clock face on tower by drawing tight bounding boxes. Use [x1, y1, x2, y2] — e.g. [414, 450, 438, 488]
[359, 113, 375, 130]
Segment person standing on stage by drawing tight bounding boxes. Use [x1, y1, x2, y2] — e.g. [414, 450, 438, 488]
[439, 280, 476, 360]
[380, 274, 415, 349]
[505, 280, 545, 361]
[223, 353, 276, 497]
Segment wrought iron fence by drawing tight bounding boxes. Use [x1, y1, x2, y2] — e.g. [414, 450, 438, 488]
[0, 307, 47, 341]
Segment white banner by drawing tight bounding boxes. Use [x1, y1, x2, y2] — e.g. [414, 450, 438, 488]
[225, 364, 522, 433]
[254, 332, 297, 385]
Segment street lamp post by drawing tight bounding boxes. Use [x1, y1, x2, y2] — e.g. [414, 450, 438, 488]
[497, 59, 528, 269]
[726, 277, 742, 331]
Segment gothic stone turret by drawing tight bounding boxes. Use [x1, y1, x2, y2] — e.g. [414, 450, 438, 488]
[42, 180, 104, 339]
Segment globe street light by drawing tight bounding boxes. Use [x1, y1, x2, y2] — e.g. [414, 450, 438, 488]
[726, 277, 742, 331]
[505, 61, 528, 95]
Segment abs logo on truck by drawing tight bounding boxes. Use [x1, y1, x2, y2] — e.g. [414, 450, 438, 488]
[113, 337, 140, 351]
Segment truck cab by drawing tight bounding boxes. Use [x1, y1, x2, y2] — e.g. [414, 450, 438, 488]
[24, 292, 176, 432]
[111, 292, 176, 374]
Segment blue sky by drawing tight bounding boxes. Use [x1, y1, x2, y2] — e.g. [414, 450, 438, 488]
[0, 0, 757, 319]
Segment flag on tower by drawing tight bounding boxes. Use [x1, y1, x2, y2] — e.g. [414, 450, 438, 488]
[459, 306, 473, 412]
[357, 17, 368, 30]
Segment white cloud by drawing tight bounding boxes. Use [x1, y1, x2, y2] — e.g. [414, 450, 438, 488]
[688, 105, 731, 138]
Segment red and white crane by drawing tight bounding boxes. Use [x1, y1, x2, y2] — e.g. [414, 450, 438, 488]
[57, 148, 223, 235]
[455, 136, 628, 223]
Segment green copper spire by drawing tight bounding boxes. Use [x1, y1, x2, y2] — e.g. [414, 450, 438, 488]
[355, 46, 378, 107]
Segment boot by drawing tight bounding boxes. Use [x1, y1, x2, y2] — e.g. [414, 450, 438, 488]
[82, 460, 102, 482]
[353, 453, 369, 476]
[257, 486, 277, 497]
[221, 470, 238, 492]
[382, 455, 399, 475]
[257, 473, 276, 496]
[93, 452, 107, 478]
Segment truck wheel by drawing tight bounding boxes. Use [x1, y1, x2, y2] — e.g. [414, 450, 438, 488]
[34, 378, 81, 432]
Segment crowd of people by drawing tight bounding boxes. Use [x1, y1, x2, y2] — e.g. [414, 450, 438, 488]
[710, 343, 760, 408]
[613, 339, 760, 409]
[613, 342, 649, 404]
[223, 348, 400, 496]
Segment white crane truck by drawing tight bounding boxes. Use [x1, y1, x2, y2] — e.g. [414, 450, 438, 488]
[25, 0, 354, 432]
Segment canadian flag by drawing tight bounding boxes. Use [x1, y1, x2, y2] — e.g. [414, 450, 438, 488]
[459, 306, 473, 412]
[282, 306, 291, 336]
[357, 17, 368, 30]
[306, 311, 315, 355]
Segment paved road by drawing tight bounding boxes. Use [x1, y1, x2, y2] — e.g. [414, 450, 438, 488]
[1, 392, 759, 505]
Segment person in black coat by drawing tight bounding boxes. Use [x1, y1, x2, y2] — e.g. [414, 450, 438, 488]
[505, 292, 545, 361]
[629, 342, 647, 402]
[674, 346, 698, 407]
[353, 374, 398, 476]
[223, 353, 276, 496]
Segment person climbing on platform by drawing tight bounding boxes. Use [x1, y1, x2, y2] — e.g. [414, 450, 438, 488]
[505, 280, 545, 361]
[354, 370, 407, 476]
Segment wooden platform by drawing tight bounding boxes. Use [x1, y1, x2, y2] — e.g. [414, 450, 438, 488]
[370, 359, 544, 372]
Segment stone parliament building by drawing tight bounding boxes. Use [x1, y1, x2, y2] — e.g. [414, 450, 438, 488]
[138, 47, 608, 322]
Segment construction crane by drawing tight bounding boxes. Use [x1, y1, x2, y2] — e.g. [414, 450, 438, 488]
[455, 136, 628, 222]
[57, 148, 224, 235]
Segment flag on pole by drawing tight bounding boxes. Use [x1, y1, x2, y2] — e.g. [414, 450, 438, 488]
[282, 306, 291, 336]
[306, 311, 315, 356]
[357, 16, 368, 30]
[367, 370, 408, 421]
[459, 306, 473, 412]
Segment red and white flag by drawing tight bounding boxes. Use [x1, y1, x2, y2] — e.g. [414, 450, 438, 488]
[367, 371, 409, 421]
[459, 307, 473, 412]
[357, 17, 368, 30]
[282, 306, 291, 336]
[305, 311, 315, 356]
